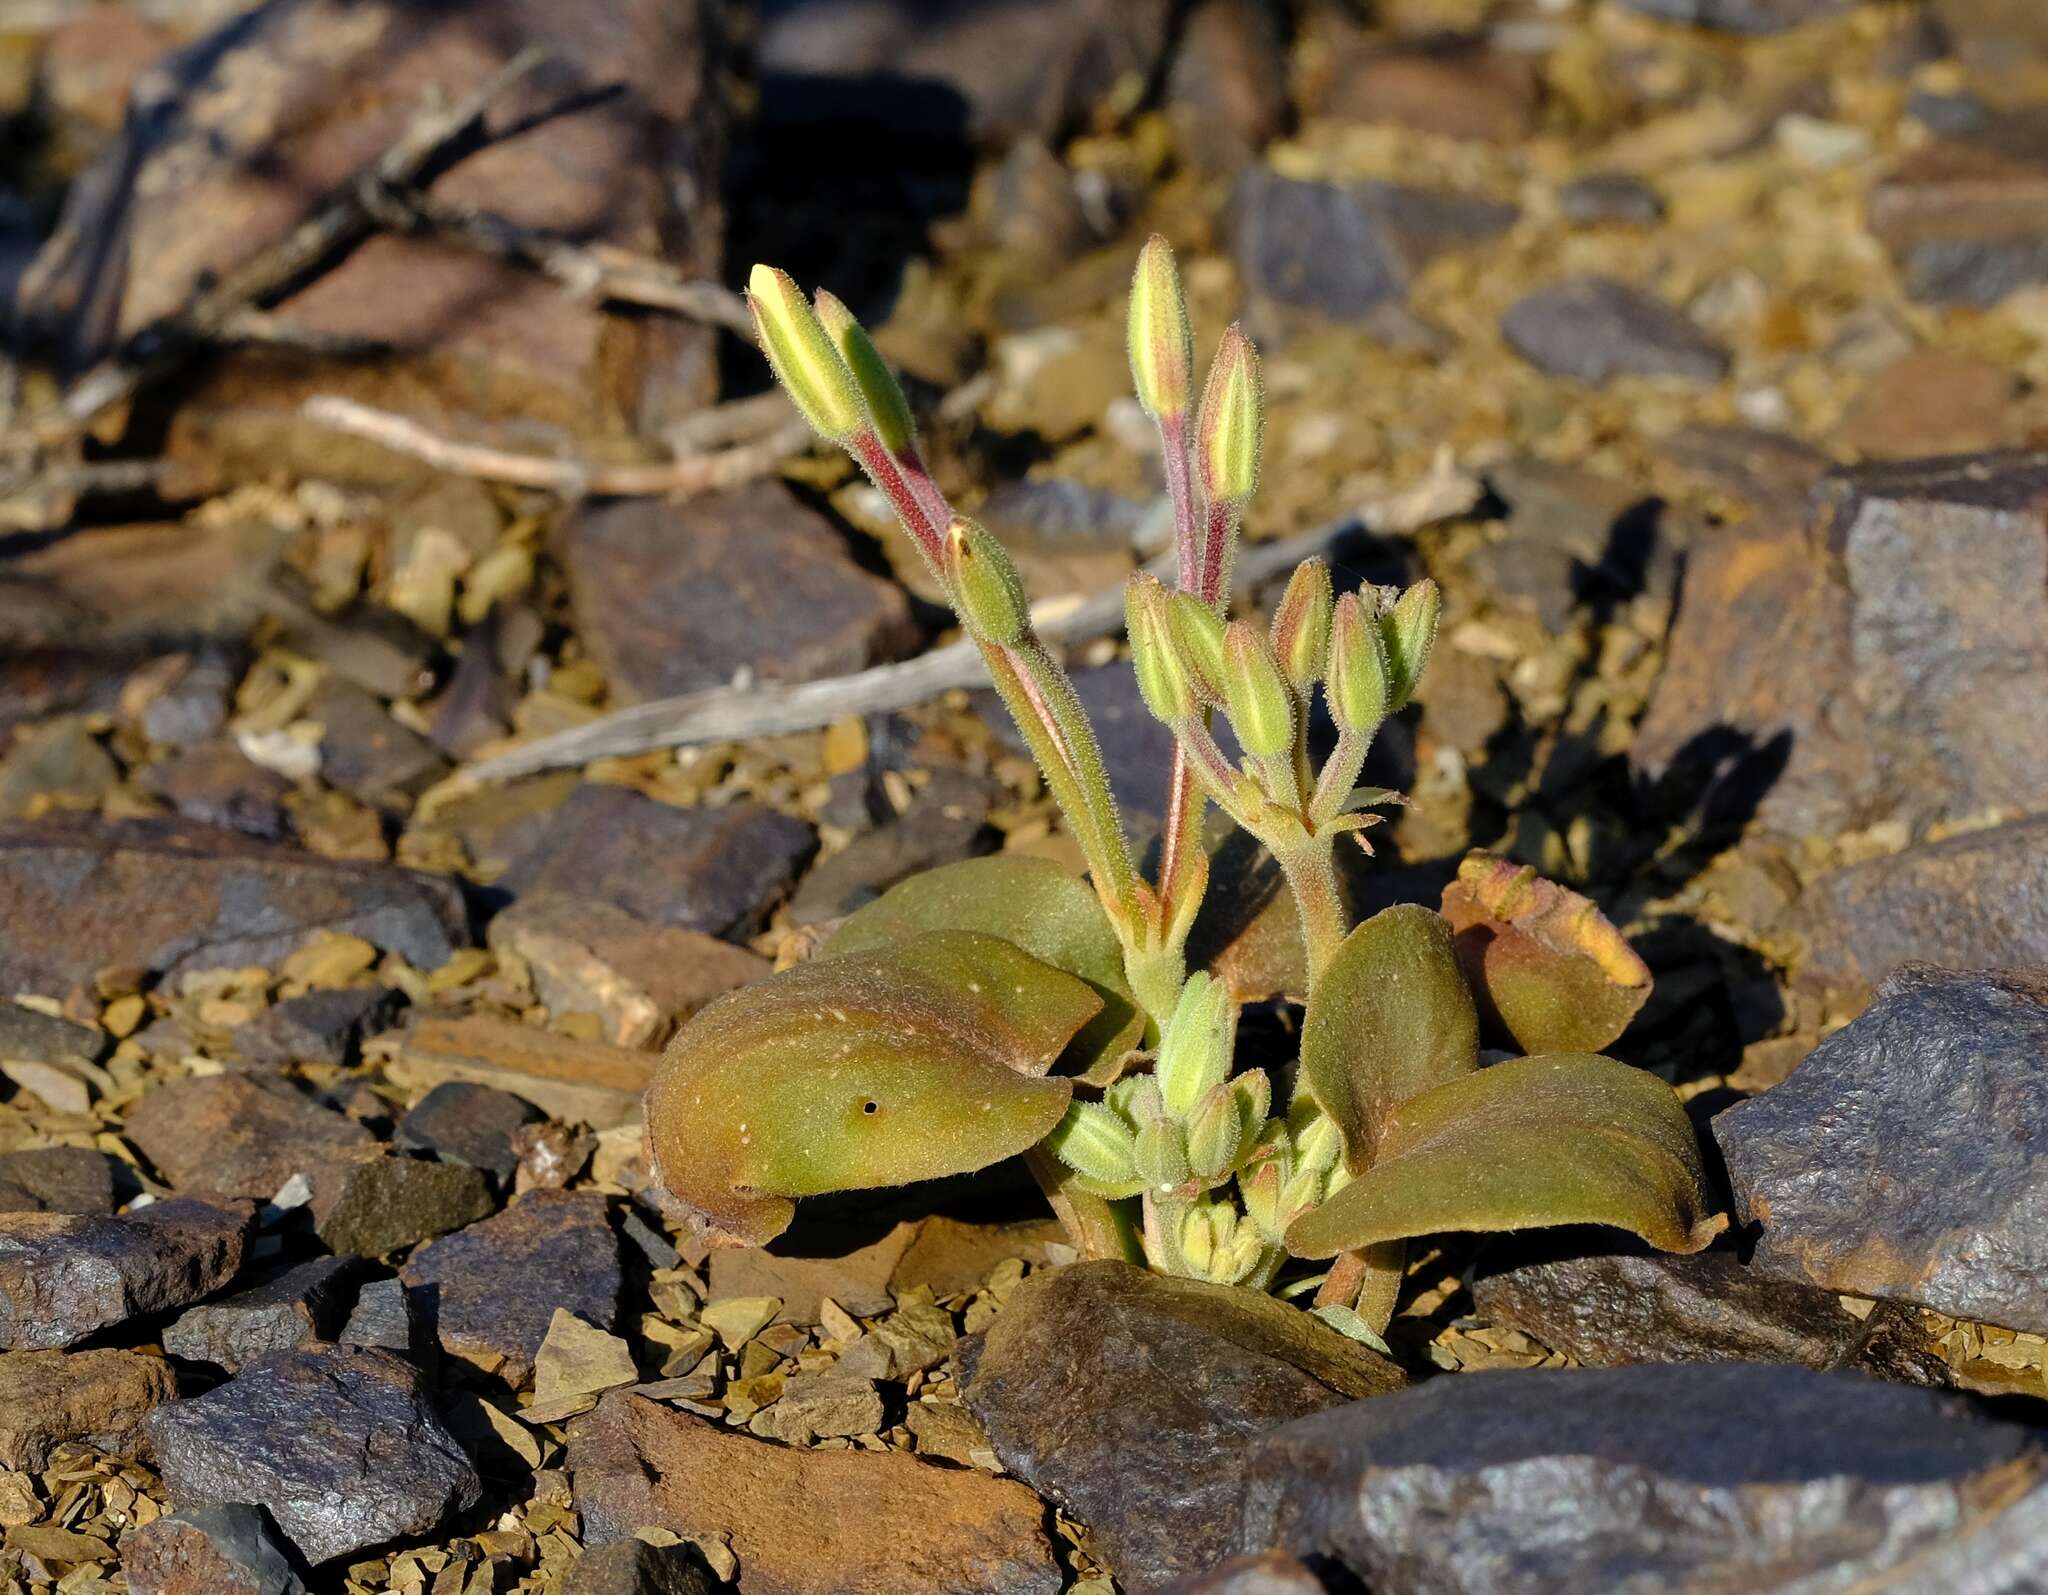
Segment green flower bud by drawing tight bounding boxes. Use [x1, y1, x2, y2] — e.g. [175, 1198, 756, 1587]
[1127, 234, 1193, 423]
[1109, 1073, 1165, 1127]
[1230, 1068, 1272, 1148]
[1044, 1101, 1138, 1186]
[1156, 971, 1234, 1118]
[944, 517, 1030, 646]
[1221, 620, 1294, 760]
[1291, 1104, 1344, 1178]
[814, 289, 916, 455]
[1269, 558, 1333, 691]
[1326, 592, 1391, 736]
[1380, 578, 1441, 711]
[1166, 593, 1229, 703]
[1126, 573, 1197, 725]
[1186, 1081, 1243, 1181]
[747, 265, 863, 443]
[1196, 324, 1262, 509]
[1134, 1115, 1190, 1190]
[1180, 1202, 1217, 1276]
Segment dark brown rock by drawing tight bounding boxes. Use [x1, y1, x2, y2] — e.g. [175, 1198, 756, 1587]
[121, 1503, 308, 1595]
[232, 985, 405, 1068]
[500, 784, 814, 940]
[0, 817, 468, 998]
[1502, 276, 1729, 384]
[1838, 348, 2019, 459]
[1870, 115, 2048, 307]
[787, 771, 999, 925]
[0, 1145, 117, 1215]
[307, 1149, 497, 1259]
[1240, 1364, 2046, 1592]
[1558, 171, 1665, 224]
[1718, 964, 2048, 1336]
[564, 1539, 717, 1595]
[0, 1001, 105, 1069]
[1313, 36, 1539, 144]
[559, 483, 915, 704]
[136, 647, 242, 750]
[147, 1345, 480, 1566]
[394, 1081, 543, 1186]
[126, 1073, 373, 1200]
[392, 1013, 654, 1129]
[960, 1260, 1405, 1592]
[0, 717, 118, 818]
[337, 1277, 433, 1365]
[304, 677, 450, 810]
[0, 1197, 249, 1350]
[138, 743, 294, 843]
[1635, 453, 2048, 838]
[1165, 0, 1288, 173]
[162, 1256, 360, 1372]
[568, 1392, 1061, 1595]
[1800, 817, 2048, 997]
[0, 1347, 176, 1468]
[400, 1188, 620, 1385]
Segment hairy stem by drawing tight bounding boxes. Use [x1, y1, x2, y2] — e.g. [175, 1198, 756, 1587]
[1277, 838, 1351, 989]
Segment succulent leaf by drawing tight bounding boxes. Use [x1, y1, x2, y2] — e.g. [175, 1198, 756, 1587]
[1285, 1052, 1726, 1258]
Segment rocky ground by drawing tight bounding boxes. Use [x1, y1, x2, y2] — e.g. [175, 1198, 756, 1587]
[2, 0, 2048, 1591]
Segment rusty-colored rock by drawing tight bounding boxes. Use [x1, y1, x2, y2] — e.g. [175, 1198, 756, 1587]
[0, 1347, 176, 1468]
[126, 1073, 373, 1200]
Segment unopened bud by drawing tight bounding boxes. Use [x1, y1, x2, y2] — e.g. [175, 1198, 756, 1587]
[1128, 234, 1194, 422]
[1156, 971, 1233, 1118]
[1270, 558, 1333, 691]
[747, 265, 863, 443]
[1292, 1105, 1344, 1177]
[1127, 573, 1196, 725]
[1327, 592, 1391, 735]
[1221, 620, 1294, 760]
[1241, 1159, 1287, 1245]
[1166, 593, 1229, 703]
[1231, 1068, 1272, 1143]
[1044, 1101, 1138, 1186]
[1186, 1081, 1243, 1181]
[1180, 1203, 1217, 1275]
[1380, 579, 1440, 711]
[944, 518, 1030, 646]
[814, 289, 916, 455]
[1134, 1115, 1190, 1190]
[1196, 325, 1262, 509]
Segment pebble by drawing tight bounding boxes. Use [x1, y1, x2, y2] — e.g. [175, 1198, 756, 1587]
[1502, 275, 1730, 384]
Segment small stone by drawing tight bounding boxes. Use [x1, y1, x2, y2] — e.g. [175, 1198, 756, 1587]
[532, 1310, 640, 1414]
[303, 677, 449, 810]
[1241, 1363, 2042, 1589]
[569, 1393, 1061, 1595]
[1718, 964, 2048, 1336]
[126, 1073, 373, 1198]
[308, 1148, 496, 1259]
[1312, 35, 1539, 145]
[872, 1299, 958, 1377]
[394, 1081, 543, 1187]
[1838, 348, 2017, 459]
[699, 1297, 780, 1352]
[1617, 0, 1850, 29]
[788, 771, 999, 925]
[399, 1189, 621, 1386]
[707, 1226, 915, 1324]
[501, 784, 815, 940]
[137, 740, 292, 839]
[0, 1000, 105, 1069]
[137, 647, 240, 750]
[905, 1401, 994, 1467]
[749, 1372, 884, 1445]
[162, 1256, 360, 1371]
[563, 1538, 716, 1595]
[0, 1145, 116, 1215]
[487, 892, 769, 1049]
[1502, 276, 1729, 384]
[961, 1261, 1404, 1589]
[0, 717, 117, 818]
[1164, 1553, 1326, 1595]
[232, 985, 403, 1068]
[559, 482, 915, 703]
[122, 1502, 308, 1595]
[392, 1014, 655, 1129]
[337, 1277, 432, 1364]
[147, 1345, 481, 1566]
[0, 1347, 175, 1468]
[1557, 171, 1665, 224]
[1165, 0, 1287, 174]
[1869, 115, 2048, 307]
[0, 1197, 249, 1350]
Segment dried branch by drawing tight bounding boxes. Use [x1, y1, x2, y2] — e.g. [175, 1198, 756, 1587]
[299, 395, 812, 497]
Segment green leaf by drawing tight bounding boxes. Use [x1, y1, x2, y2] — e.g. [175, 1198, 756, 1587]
[1299, 904, 1478, 1172]
[1440, 852, 1653, 1055]
[645, 930, 1090, 1247]
[1285, 1053, 1726, 1259]
[826, 855, 1143, 1082]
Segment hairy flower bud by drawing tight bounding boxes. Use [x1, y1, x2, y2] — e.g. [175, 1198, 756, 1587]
[1196, 324, 1262, 509]
[1380, 579, 1441, 711]
[1157, 971, 1234, 1118]
[814, 289, 916, 455]
[1186, 1081, 1243, 1181]
[1044, 1101, 1138, 1186]
[1166, 592, 1229, 703]
[1270, 558, 1333, 691]
[944, 518, 1030, 646]
[747, 265, 863, 443]
[1326, 592, 1391, 736]
[1127, 573, 1196, 725]
[1134, 1115, 1190, 1190]
[1127, 234, 1193, 423]
[1221, 620, 1294, 760]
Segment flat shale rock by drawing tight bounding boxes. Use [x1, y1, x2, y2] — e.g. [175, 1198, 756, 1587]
[0, 1145, 116, 1215]
[560, 483, 915, 703]
[1502, 275, 1729, 384]
[563, 1539, 716, 1595]
[0, 1347, 175, 1468]
[0, 817, 467, 998]
[0, 1197, 249, 1350]
[1718, 964, 2048, 1336]
[162, 1256, 359, 1372]
[487, 892, 769, 1049]
[1635, 452, 2048, 837]
[147, 1345, 480, 1567]
[1240, 1363, 2045, 1592]
[960, 1260, 1404, 1592]
[138, 742, 295, 843]
[19, 0, 724, 482]
[122, 1502, 308, 1595]
[1799, 816, 2048, 996]
[126, 1073, 373, 1199]
[232, 984, 404, 1068]
[391, 1014, 654, 1130]
[394, 1080, 543, 1186]
[303, 677, 450, 810]
[568, 1392, 1061, 1595]
[1471, 1238, 1946, 1384]
[1617, 0, 1850, 30]
[1870, 114, 2048, 307]
[338, 1276, 433, 1365]
[499, 784, 815, 941]
[400, 1188, 620, 1385]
